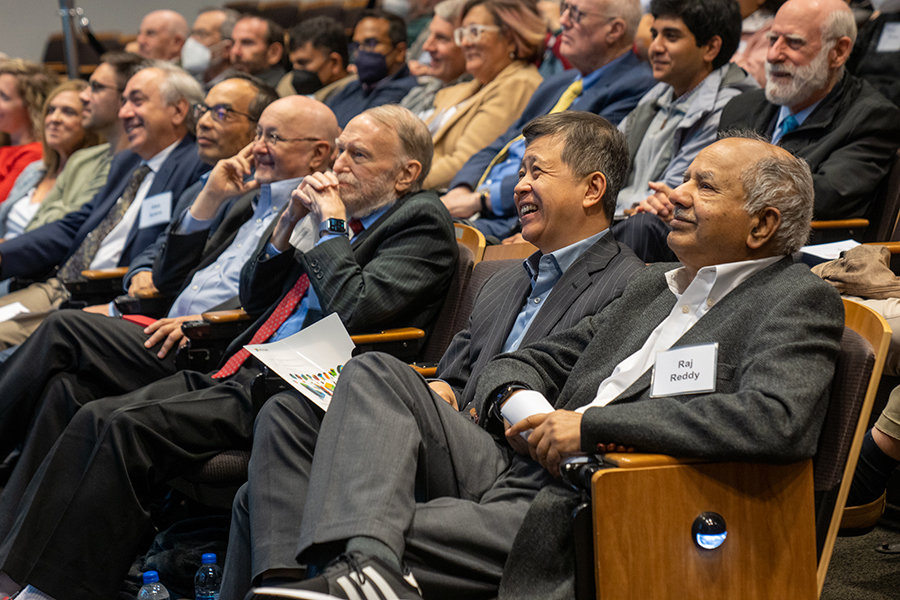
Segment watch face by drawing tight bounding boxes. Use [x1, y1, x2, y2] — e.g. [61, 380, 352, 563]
[325, 218, 347, 234]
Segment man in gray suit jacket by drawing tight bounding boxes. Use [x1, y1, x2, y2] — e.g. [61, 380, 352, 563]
[244, 135, 844, 600]
[219, 112, 644, 599]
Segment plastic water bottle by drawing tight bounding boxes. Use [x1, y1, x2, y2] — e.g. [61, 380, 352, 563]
[194, 553, 223, 600]
[137, 571, 170, 600]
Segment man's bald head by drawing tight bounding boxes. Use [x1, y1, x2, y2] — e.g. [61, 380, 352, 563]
[138, 10, 189, 61]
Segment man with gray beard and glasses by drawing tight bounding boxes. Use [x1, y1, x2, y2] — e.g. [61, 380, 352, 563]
[631, 0, 900, 257]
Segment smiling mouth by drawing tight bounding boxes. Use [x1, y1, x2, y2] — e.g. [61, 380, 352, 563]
[518, 203, 538, 217]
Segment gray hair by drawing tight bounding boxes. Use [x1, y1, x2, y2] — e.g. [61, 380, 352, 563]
[821, 8, 856, 79]
[362, 105, 434, 191]
[522, 111, 630, 220]
[722, 130, 814, 254]
[433, 0, 467, 22]
[138, 61, 205, 134]
[604, 0, 643, 41]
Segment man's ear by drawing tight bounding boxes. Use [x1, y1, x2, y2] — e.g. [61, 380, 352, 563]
[747, 206, 781, 250]
[169, 97, 190, 128]
[829, 36, 853, 70]
[583, 171, 607, 211]
[394, 159, 422, 194]
[605, 18, 626, 46]
[267, 42, 284, 67]
[310, 141, 332, 171]
[701, 35, 723, 66]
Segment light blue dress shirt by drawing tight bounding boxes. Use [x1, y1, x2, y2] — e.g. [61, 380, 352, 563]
[267, 203, 391, 342]
[770, 101, 821, 145]
[166, 177, 303, 318]
[501, 229, 607, 353]
[482, 55, 626, 217]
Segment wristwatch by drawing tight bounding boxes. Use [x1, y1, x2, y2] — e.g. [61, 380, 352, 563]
[319, 218, 348, 238]
[477, 187, 491, 214]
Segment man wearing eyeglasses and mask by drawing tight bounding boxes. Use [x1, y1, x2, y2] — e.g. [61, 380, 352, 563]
[326, 9, 419, 127]
[181, 8, 241, 90]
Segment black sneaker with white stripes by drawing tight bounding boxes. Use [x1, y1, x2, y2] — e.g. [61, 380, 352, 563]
[247, 553, 423, 600]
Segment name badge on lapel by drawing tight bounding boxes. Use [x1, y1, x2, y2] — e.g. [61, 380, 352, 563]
[650, 343, 718, 398]
[139, 191, 172, 229]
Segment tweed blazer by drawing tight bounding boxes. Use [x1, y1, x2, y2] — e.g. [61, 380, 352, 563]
[475, 258, 844, 599]
[423, 61, 542, 190]
[439, 233, 643, 412]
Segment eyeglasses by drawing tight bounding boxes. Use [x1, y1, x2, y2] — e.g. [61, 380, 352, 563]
[195, 102, 256, 123]
[349, 37, 387, 56]
[453, 24, 501, 46]
[254, 129, 324, 148]
[89, 80, 121, 94]
[560, 2, 606, 24]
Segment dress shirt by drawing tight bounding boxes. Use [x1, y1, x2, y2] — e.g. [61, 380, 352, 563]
[266, 203, 391, 342]
[480, 55, 624, 216]
[770, 101, 821, 145]
[88, 140, 179, 270]
[165, 176, 302, 318]
[502, 230, 607, 353]
[616, 87, 698, 214]
[577, 255, 783, 412]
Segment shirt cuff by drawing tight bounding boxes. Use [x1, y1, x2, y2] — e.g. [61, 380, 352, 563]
[175, 209, 213, 234]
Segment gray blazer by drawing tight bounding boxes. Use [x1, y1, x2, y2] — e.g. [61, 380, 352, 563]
[472, 258, 844, 599]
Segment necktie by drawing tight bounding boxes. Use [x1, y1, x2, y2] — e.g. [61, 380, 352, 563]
[782, 114, 799, 134]
[348, 218, 364, 235]
[476, 79, 584, 188]
[212, 273, 311, 379]
[57, 164, 152, 281]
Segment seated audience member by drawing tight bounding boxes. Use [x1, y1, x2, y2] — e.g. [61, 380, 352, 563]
[230, 16, 288, 88]
[536, 0, 571, 77]
[423, 0, 545, 189]
[326, 10, 419, 127]
[731, 0, 786, 86]
[0, 92, 340, 526]
[0, 105, 458, 600]
[219, 111, 646, 599]
[0, 81, 101, 241]
[0, 62, 208, 348]
[400, 0, 470, 119]
[613, 0, 755, 216]
[183, 8, 240, 89]
[0, 60, 57, 204]
[235, 135, 843, 600]
[442, 0, 655, 239]
[629, 0, 900, 261]
[847, 2, 900, 108]
[136, 9, 189, 62]
[277, 17, 356, 102]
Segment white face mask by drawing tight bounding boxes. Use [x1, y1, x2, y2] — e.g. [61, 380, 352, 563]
[181, 36, 212, 76]
[872, 0, 900, 13]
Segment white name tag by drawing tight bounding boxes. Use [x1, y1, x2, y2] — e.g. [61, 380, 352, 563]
[139, 191, 172, 229]
[877, 23, 900, 53]
[650, 343, 718, 398]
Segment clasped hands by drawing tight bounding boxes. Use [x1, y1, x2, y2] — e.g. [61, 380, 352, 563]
[271, 172, 347, 251]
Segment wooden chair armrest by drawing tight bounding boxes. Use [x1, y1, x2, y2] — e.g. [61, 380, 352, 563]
[599, 453, 705, 468]
[350, 327, 425, 345]
[133, 290, 167, 299]
[864, 241, 900, 253]
[80, 267, 129, 280]
[201, 309, 251, 323]
[410, 365, 437, 377]
[810, 219, 869, 230]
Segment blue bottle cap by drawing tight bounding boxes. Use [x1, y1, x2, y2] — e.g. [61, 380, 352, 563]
[201, 553, 217, 564]
[142, 571, 160, 584]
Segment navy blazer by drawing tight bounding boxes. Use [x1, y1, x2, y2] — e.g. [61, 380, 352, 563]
[0, 136, 209, 281]
[449, 51, 655, 211]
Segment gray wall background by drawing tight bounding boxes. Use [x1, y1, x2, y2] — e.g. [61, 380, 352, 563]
[0, 0, 217, 63]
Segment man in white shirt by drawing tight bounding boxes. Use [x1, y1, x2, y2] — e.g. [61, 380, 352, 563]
[243, 135, 845, 600]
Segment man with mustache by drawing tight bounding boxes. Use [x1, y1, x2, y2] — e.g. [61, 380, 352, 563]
[629, 0, 900, 261]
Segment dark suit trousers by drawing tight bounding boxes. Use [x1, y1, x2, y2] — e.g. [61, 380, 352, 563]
[0, 311, 181, 538]
[290, 352, 547, 600]
[0, 365, 260, 600]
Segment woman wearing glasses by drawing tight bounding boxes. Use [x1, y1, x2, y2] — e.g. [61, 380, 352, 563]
[423, 0, 544, 189]
[0, 80, 104, 242]
[0, 60, 57, 205]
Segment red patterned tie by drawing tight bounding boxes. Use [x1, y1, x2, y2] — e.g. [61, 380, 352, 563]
[212, 273, 311, 379]
[349, 218, 363, 235]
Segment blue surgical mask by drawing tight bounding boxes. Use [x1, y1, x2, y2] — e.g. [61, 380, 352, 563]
[354, 50, 390, 85]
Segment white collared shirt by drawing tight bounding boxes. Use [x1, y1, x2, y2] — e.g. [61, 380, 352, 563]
[577, 255, 783, 412]
[89, 140, 180, 270]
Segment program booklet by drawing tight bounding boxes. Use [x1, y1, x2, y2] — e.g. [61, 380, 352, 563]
[244, 313, 355, 411]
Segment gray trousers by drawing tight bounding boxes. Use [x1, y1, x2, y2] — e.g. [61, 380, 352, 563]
[221, 352, 547, 600]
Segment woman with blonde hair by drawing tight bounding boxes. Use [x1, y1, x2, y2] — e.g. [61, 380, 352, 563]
[423, 0, 544, 189]
[0, 60, 58, 203]
[0, 80, 104, 241]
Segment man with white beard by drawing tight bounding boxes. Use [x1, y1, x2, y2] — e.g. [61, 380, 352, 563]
[628, 0, 900, 258]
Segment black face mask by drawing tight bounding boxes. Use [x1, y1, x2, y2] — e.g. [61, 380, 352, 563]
[354, 50, 390, 85]
[291, 69, 324, 95]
